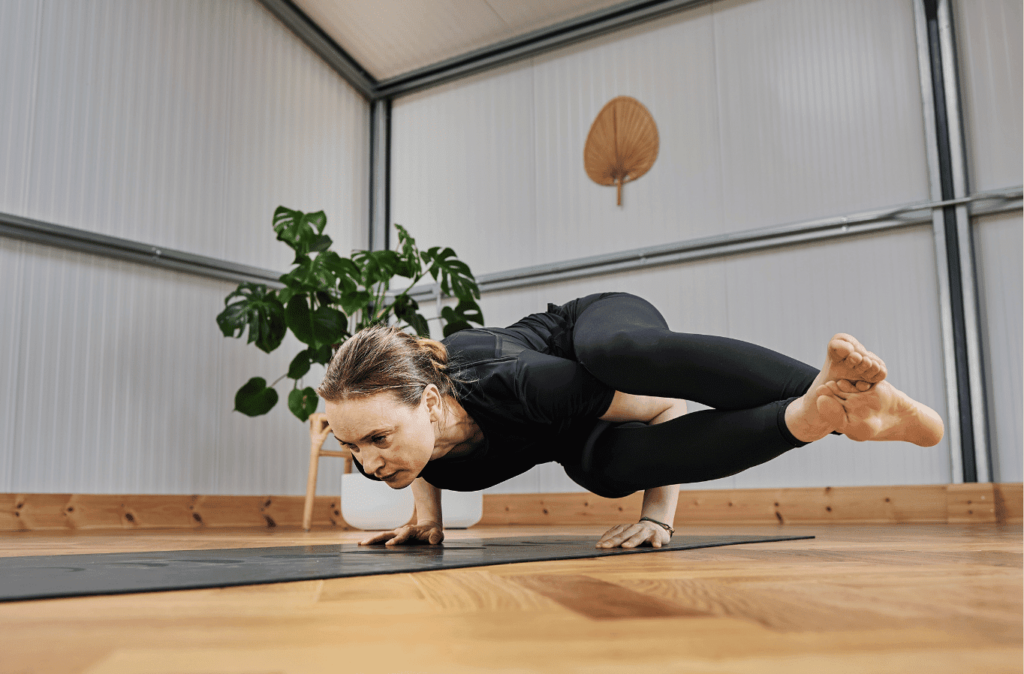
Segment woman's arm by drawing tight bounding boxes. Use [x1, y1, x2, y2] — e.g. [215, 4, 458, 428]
[359, 477, 445, 546]
[597, 395, 687, 548]
[412, 476, 443, 527]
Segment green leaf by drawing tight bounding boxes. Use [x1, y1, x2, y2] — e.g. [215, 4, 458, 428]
[272, 207, 329, 260]
[284, 296, 347, 349]
[440, 297, 485, 338]
[234, 377, 279, 416]
[285, 296, 315, 346]
[309, 234, 333, 253]
[216, 283, 287, 353]
[309, 343, 334, 366]
[442, 320, 472, 337]
[392, 294, 430, 337]
[339, 290, 372, 316]
[288, 350, 312, 380]
[288, 386, 319, 421]
[310, 304, 347, 347]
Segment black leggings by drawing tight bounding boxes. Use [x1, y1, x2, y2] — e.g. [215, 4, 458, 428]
[559, 292, 829, 498]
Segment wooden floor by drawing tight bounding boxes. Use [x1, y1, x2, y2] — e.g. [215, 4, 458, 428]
[0, 523, 1020, 674]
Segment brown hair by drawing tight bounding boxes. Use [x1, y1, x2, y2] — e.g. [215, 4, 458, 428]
[316, 324, 458, 411]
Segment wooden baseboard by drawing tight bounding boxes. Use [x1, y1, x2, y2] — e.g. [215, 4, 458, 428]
[480, 483, 1023, 526]
[0, 494, 347, 532]
[1, 484, 1020, 532]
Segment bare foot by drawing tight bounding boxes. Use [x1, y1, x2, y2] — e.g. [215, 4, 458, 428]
[814, 379, 944, 447]
[807, 334, 888, 395]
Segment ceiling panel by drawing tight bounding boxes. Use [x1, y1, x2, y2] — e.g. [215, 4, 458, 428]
[291, 0, 629, 81]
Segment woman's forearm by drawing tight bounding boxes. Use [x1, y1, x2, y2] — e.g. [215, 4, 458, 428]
[639, 399, 687, 528]
[411, 477, 443, 527]
[641, 484, 679, 528]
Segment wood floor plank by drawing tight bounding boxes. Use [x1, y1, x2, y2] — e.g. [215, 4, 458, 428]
[508, 573, 708, 620]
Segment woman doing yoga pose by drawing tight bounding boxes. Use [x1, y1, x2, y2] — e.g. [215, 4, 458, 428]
[318, 292, 944, 550]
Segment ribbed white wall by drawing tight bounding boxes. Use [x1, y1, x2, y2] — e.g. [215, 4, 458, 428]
[0, 0, 368, 271]
[394, 0, 951, 493]
[954, 0, 1023, 192]
[0, 0, 369, 495]
[973, 212, 1023, 483]
[392, 0, 930, 277]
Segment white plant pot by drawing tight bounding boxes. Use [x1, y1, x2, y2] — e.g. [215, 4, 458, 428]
[340, 473, 483, 531]
[441, 489, 483, 529]
[340, 472, 415, 531]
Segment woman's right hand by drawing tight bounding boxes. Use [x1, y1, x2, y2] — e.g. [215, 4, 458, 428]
[358, 522, 444, 546]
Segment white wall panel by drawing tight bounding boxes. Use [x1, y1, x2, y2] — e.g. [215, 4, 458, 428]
[974, 212, 1023, 483]
[391, 60, 539, 274]
[4, 240, 340, 496]
[1, 0, 366, 495]
[391, 0, 930, 277]
[0, 238, 26, 492]
[712, 0, 929, 230]
[3, 0, 368, 272]
[464, 225, 949, 494]
[954, 0, 1023, 192]
[0, 0, 39, 215]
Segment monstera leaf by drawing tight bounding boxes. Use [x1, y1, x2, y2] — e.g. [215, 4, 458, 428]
[272, 207, 329, 262]
[216, 283, 287, 354]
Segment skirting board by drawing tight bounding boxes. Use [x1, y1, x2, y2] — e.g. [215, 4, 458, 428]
[0, 484, 1020, 532]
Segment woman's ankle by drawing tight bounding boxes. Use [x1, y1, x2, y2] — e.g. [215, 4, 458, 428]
[784, 395, 833, 443]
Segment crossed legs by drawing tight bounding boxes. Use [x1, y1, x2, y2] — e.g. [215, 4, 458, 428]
[567, 293, 942, 494]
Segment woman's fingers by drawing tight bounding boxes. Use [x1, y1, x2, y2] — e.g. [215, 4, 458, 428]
[597, 523, 656, 548]
[385, 526, 413, 546]
[359, 530, 395, 545]
[619, 529, 653, 548]
[596, 524, 629, 547]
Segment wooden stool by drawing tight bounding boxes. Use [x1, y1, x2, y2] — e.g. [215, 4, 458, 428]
[303, 412, 352, 531]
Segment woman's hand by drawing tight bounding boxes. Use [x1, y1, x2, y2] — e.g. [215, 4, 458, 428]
[358, 522, 444, 546]
[596, 521, 670, 549]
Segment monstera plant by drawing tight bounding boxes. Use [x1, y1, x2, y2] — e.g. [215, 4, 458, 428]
[216, 206, 484, 421]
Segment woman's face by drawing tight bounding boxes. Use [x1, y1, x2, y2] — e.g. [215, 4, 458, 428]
[324, 388, 439, 489]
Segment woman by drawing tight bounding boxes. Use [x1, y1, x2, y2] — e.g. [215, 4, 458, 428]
[318, 292, 944, 550]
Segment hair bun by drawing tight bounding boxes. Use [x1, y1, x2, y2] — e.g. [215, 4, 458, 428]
[416, 337, 449, 368]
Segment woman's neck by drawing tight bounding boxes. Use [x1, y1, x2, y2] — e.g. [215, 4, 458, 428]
[434, 397, 483, 460]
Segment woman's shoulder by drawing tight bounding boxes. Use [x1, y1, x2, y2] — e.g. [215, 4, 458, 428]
[442, 327, 531, 362]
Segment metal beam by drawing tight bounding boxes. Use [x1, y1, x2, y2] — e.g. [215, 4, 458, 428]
[255, 0, 377, 100]
[914, 0, 990, 483]
[403, 188, 1022, 298]
[373, 0, 709, 100]
[937, 0, 990, 483]
[369, 99, 392, 252]
[0, 212, 284, 288]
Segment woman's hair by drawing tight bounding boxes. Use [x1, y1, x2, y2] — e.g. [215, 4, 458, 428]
[316, 324, 458, 411]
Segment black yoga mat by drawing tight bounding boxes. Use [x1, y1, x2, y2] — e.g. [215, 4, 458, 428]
[0, 534, 813, 603]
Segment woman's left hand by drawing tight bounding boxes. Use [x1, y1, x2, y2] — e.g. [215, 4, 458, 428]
[596, 521, 670, 549]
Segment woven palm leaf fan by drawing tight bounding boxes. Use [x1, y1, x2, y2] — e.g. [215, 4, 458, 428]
[584, 96, 659, 206]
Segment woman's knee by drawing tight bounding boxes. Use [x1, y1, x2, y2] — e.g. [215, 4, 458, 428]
[576, 326, 668, 375]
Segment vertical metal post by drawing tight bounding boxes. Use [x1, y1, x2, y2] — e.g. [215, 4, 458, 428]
[937, 0, 991, 482]
[912, 0, 990, 482]
[369, 98, 392, 252]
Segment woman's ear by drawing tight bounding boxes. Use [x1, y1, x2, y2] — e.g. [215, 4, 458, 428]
[422, 384, 442, 422]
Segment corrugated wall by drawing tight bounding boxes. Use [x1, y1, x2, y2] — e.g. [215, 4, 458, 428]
[392, 0, 976, 493]
[955, 0, 1023, 482]
[0, 0, 370, 494]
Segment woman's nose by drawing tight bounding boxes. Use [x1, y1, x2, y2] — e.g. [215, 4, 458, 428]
[362, 452, 386, 476]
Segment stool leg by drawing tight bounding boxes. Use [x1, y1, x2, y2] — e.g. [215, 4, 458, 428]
[302, 440, 320, 532]
[303, 414, 332, 531]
